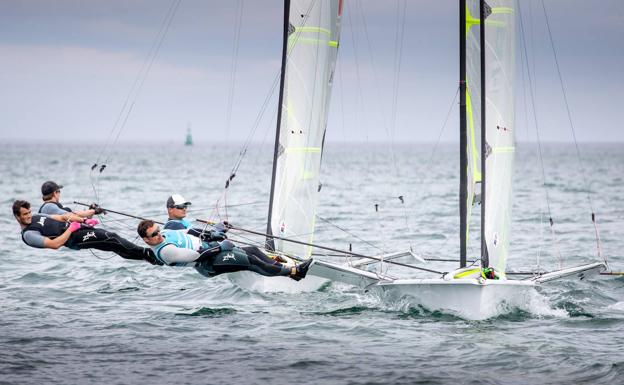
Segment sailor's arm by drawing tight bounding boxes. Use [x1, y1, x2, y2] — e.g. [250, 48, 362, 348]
[159, 244, 201, 264]
[72, 203, 104, 218]
[42, 229, 73, 249]
[58, 212, 85, 223]
[41, 216, 86, 249]
[73, 209, 96, 218]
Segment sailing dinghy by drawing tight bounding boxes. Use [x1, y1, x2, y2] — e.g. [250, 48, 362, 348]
[228, 0, 344, 292]
[299, 0, 606, 319]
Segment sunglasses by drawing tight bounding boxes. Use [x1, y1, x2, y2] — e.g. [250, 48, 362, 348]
[173, 205, 188, 210]
[148, 228, 161, 238]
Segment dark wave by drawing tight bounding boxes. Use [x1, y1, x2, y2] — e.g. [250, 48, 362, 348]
[175, 307, 237, 317]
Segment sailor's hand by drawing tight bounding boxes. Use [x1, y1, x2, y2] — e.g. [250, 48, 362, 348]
[209, 230, 226, 241]
[213, 221, 229, 233]
[85, 218, 99, 227]
[219, 240, 235, 252]
[68, 222, 82, 233]
[89, 203, 106, 215]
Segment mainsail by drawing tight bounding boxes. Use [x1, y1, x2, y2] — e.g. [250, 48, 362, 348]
[463, 0, 483, 260]
[463, 0, 515, 273]
[483, 1, 515, 272]
[266, 0, 343, 258]
[466, 0, 515, 272]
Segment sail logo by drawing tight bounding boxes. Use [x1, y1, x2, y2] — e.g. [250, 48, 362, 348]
[492, 232, 499, 248]
[82, 231, 96, 242]
[280, 222, 285, 234]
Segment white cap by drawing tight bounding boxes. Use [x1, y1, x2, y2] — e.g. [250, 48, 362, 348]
[166, 194, 192, 208]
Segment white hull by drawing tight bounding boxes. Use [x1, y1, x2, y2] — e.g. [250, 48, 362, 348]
[374, 278, 536, 320]
[227, 271, 328, 293]
[226, 258, 380, 293]
[308, 260, 606, 320]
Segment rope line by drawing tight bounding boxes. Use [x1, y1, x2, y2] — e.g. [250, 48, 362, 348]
[539, 0, 603, 263]
[518, 2, 562, 265]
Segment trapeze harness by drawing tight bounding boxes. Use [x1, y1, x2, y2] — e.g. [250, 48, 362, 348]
[38, 201, 72, 213]
[163, 218, 191, 230]
[21, 215, 68, 244]
[152, 230, 204, 267]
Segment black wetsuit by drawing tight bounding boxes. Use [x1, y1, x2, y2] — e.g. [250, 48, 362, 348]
[66, 227, 158, 264]
[195, 245, 288, 278]
[22, 215, 158, 264]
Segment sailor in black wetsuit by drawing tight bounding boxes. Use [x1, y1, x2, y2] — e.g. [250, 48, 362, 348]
[137, 219, 312, 280]
[38, 180, 104, 218]
[13, 200, 157, 264]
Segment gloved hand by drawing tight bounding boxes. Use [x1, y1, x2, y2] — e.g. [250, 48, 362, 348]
[219, 240, 235, 252]
[213, 222, 229, 233]
[89, 203, 106, 215]
[68, 222, 82, 233]
[196, 230, 226, 242]
[209, 230, 226, 241]
[85, 218, 99, 227]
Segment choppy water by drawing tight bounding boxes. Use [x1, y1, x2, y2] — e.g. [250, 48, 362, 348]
[1, 141, 623, 384]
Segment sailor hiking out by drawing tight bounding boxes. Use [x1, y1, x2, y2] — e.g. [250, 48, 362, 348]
[14, 200, 157, 264]
[137, 219, 312, 280]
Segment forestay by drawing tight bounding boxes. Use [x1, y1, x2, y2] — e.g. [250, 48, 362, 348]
[269, 0, 343, 258]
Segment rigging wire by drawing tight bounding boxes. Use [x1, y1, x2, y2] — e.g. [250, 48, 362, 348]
[539, 0, 603, 263]
[356, 1, 402, 182]
[517, 1, 563, 267]
[518, 6, 542, 270]
[214, 0, 318, 218]
[224, 0, 245, 143]
[388, 0, 415, 253]
[345, 1, 415, 259]
[89, 0, 182, 201]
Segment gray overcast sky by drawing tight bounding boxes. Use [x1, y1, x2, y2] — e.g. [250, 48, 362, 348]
[0, 0, 622, 144]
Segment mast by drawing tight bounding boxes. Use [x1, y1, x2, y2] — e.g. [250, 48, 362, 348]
[265, 0, 291, 251]
[459, 0, 467, 268]
[479, 0, 489, 267]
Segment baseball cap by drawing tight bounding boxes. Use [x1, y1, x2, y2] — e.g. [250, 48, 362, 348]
[166, 194, 192, 208]
[41, 181, 63, 196]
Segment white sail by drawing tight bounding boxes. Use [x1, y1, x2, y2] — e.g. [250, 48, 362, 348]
[483, 1, 516, 272]
[270, 0, 343, 258]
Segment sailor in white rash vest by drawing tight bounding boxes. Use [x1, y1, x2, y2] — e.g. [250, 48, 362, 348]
[137, 219, 312, 280]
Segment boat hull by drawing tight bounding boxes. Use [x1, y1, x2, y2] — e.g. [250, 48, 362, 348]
[227, 272, 328, 293]
[374, 278, 537, 320]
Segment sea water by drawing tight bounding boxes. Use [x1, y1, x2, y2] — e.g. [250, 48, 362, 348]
[1, 141, 622, 384]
